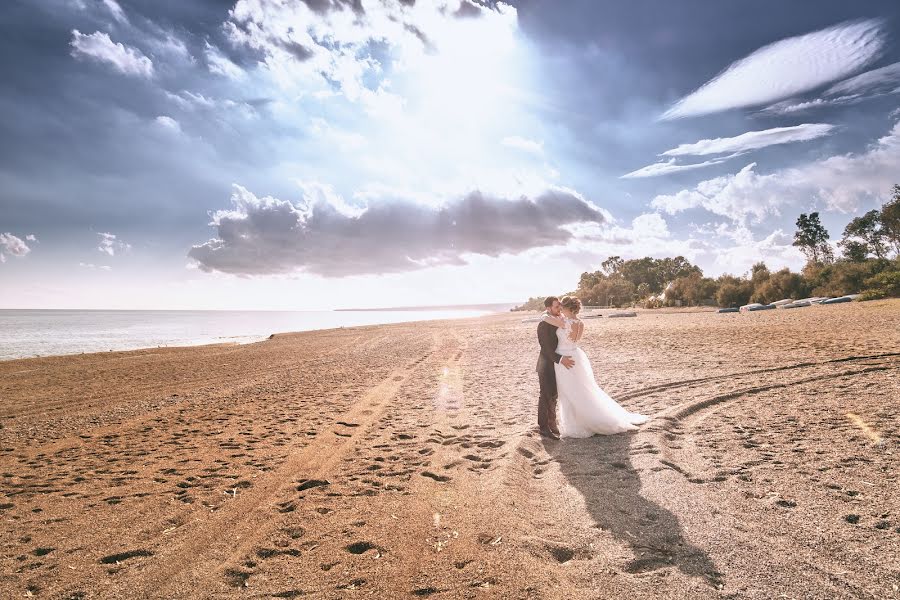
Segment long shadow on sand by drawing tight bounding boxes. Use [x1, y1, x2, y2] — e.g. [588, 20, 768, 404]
[542, 434, 722, 586]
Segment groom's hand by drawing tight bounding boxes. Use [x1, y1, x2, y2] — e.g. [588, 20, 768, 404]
[561, 356, 575, 369]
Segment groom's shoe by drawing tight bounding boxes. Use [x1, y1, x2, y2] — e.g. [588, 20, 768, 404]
[540, 428, 561, 440]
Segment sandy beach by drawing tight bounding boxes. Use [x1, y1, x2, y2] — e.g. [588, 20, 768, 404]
[1, 300, 898, 599]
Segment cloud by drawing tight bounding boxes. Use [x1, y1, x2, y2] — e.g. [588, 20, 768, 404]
[661, 19, 883, 120]
[26, 234, 37, 242]
[205, 42, 245, 80]
[697, 224, 805, 275]
[97, 232, 131, 256]
[79, 262, 112, 271]
[501, 136, 544, 154]
[165, 90, 217, 109]
[155, 115, 182, 133]
[621, 154, 741, 179]
[0, 233, 32, 263]
[761, 98, 841, 115]
[762, 64, 900, 115]
[825, 61, 900, 97]
[661, 124, 835, 157]
[70, 30, 154, 78]
[651, 121, 900, 222]
[223, 0, 517, 104]
[188, 183, 607, 277]
[101, 0, 128, 24]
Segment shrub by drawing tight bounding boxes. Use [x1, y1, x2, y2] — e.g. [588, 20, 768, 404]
[860, 267, 900, 300]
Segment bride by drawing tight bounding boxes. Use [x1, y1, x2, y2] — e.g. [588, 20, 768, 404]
[542, 296, 648, 438]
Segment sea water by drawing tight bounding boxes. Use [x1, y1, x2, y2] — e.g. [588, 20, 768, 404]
[0, 307, 510, 361]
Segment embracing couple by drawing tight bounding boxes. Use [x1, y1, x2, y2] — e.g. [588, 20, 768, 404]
[536, 296, 648, 440]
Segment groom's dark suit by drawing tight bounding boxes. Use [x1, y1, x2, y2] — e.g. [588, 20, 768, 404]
[537, 319, 563, 435]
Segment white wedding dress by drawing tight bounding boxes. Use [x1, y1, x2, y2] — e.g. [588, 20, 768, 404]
[554, 318, 649, 438]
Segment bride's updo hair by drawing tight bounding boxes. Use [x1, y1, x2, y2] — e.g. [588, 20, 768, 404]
[561, 295, 582, 315]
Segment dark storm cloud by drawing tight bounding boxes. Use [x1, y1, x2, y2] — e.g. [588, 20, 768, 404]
[188, 185, 608, 276]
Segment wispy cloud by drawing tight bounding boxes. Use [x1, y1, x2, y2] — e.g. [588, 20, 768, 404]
[70, 30, 153, 78]
[825, 61, 900, 97]
[764, 62, 900, 115]
[204, 42, 245, 80]
[661, 19, 884, 120]
[100, 0, 128, 24]
[661, 124, 835, 157]
[79, 262, 112, 271]
[189, 183, 607, 277]
[165, 90, 216, 109]
[651, 120, 900, 222]
[621, 154, 740, 179]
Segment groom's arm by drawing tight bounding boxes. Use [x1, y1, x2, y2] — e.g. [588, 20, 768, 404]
[538, 323, 563, 364]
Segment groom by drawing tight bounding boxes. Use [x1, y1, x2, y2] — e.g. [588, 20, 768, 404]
[537, 296, 575, 440]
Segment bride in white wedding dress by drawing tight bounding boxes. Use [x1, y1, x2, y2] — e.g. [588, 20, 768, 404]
[542, 296, 648, 438]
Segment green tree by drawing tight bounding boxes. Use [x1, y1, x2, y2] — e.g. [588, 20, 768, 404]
[619, 257, 662, 293]
[751, 268, 808, 303]
[715, 274, 753, 308]
[840, 240, 870, 263]
[657, 256, 702, 284]
[578, 270, 605, 292]
[881, 184, 900, 255]
[668, 273, 717, 306]
[860, 262, 900, 300]
[587, 278, 635, 308]
[793, 212, 833, 265]
[601, 255, 624, 276]
[840, 209, 886, 260]
[750, 261, 770, 286]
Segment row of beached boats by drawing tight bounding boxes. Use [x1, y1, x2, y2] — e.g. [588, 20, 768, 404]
[717, 295, 860, 313]
[520, 309, 637, 322]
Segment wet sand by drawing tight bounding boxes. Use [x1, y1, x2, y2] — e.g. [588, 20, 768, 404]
[1, 300, 898, 599]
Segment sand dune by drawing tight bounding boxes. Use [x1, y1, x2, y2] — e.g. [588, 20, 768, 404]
[1, 300, 898, 598]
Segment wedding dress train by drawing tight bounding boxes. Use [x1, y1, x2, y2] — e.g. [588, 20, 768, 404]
[554, 319, 648, 438]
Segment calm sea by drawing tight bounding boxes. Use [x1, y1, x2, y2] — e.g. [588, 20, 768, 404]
[0, 307, 511, 361]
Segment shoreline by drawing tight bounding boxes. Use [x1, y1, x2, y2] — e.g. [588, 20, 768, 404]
[0, 309, 509, 363]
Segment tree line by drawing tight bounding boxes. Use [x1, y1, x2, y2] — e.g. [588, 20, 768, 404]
[514, 185, 900, 310]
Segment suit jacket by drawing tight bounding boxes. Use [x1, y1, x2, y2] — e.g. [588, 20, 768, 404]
[536, 319, 563, 381]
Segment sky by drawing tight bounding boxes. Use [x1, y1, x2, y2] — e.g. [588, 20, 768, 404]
[1, 0, 899, 309]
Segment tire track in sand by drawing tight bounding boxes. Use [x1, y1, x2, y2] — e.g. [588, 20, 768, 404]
[101, 344, 438, 598]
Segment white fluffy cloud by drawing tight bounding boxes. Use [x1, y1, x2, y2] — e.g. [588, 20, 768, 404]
[0, 233, 32, 263]
[652, 121, 900, 222]
[661, 124, 835, 157]
[697, 224, 806, 275]
[189, 182, 607, 276]
[661, 19, 883, 120]
[70, 30, 153, 78]
[97, 232, 131, 256]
